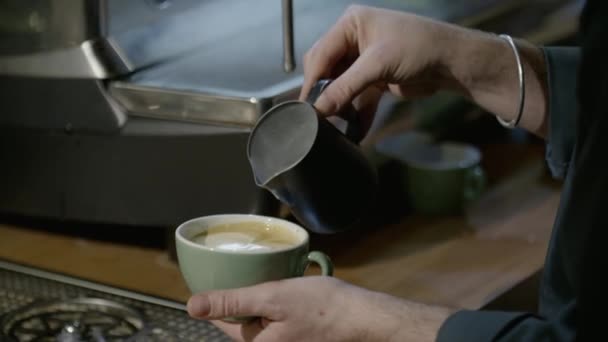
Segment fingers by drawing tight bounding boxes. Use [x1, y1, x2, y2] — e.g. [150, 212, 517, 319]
[352, 85, 385, 135]
[210, 320, 248, 342]
[211, 319, 265, 342]
[187, 283, 279, 321]
[300, 8, 358, 102]
[314, 48, 384, 115]
[300, 6, 385, 116]
[388, 82, 439, 99]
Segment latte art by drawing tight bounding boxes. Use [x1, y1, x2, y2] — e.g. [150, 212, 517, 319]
[192, 221, 301, 252]
[193, 231, 294, 251]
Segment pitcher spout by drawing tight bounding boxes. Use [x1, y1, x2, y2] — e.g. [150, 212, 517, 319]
[261, 177, 294, 206]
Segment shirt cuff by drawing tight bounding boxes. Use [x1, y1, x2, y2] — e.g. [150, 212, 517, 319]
[436, 309, 534, 342]
[542, 47, 580, 179]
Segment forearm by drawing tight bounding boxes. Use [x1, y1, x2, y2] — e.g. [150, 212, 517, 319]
[440, 27, 549, 137]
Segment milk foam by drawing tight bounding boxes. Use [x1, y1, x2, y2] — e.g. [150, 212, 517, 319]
[192, 222, 299, 252]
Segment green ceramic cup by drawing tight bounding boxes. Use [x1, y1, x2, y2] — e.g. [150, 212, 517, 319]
[175, 214, 333, 321]
[404, 142, 486, 215]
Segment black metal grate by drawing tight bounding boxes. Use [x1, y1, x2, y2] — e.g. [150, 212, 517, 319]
[0, 261, 231, 341]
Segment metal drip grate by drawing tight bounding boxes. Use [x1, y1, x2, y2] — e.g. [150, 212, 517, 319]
[0, 260, 231, 341]
[2, 298, 144, 341]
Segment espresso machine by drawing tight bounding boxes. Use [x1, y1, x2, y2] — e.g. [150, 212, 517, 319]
[0, 0, 534, 228]
[0, 0, 310, 227]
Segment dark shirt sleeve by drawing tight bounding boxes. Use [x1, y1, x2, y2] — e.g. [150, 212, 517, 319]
[437, 310, 534, 341]
[437, 306, 575, 342]
[543, 47, 580, 179]
[436, 47, 581, 341]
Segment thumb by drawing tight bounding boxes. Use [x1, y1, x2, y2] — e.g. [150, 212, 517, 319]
[314, 49, 383, 116]
[187, 285, 277, 320]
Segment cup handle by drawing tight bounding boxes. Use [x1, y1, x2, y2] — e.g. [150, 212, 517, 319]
[306, 251, 334, 276]
[464, 166, 486, 202]
[306, 79, 364, 143]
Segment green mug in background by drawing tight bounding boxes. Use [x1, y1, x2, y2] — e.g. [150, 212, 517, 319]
[375, 132, 486, 216]
[404, 143, 485, 215]
[175, 214, 333, 322]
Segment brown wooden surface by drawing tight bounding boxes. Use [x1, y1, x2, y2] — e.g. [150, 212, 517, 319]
[0, 143, 561, 311]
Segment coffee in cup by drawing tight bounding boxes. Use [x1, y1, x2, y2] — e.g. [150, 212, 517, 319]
[191, 221, 301, 252]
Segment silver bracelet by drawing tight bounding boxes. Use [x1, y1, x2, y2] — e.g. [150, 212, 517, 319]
[496, 34, 525, 129]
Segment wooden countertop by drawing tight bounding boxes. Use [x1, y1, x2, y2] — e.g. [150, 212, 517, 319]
[0, 142, 561, 311]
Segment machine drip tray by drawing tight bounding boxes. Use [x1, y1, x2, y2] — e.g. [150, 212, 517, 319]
[0, 260, 230, 341]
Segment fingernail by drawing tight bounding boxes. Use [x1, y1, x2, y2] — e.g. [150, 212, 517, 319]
[187, 295, 210, 318]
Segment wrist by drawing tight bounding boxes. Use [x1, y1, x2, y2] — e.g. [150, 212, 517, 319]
[357, 290, 454, 342]
[439, 27, 548, 134]
[387, 301, 454, 342]
[439, 27, 508, 95]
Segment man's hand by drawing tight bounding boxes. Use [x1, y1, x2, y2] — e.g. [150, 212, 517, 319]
[301, 5, 548, 136]
[187, 276, 453, 342]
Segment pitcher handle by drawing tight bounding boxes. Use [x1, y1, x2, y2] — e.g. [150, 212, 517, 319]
[305, 79, 332, 104]
[306, 79, 364, 143]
